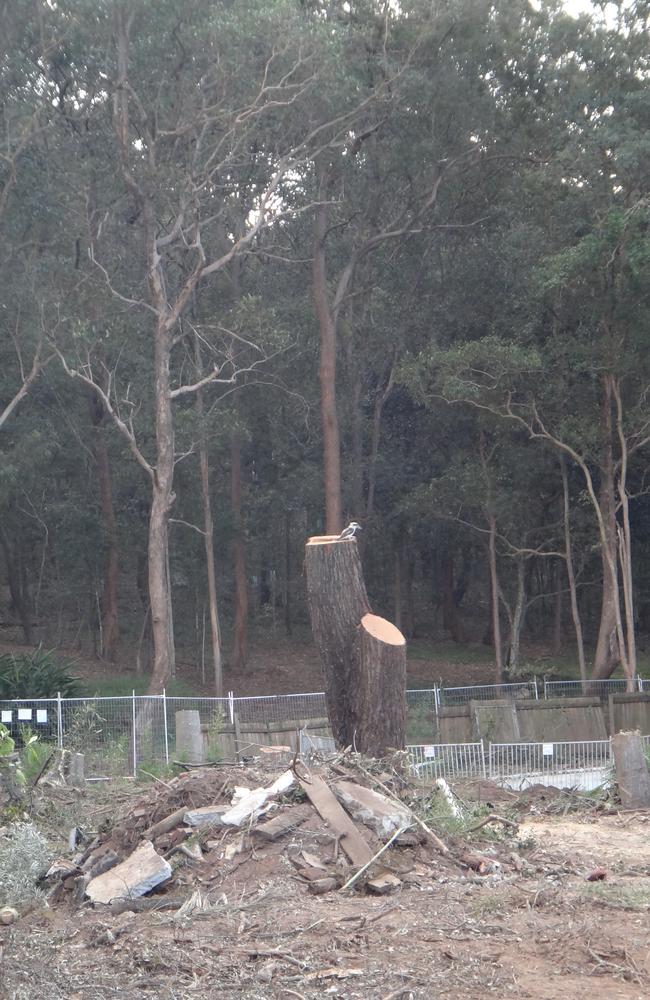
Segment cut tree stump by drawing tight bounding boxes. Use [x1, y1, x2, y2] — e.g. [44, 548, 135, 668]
[305, 535, 406, 754]
[611, 730, 650, 809]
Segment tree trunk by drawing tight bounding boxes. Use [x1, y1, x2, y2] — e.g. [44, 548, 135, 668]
[87, 390, 120, 661]
[440, 549, 464, 644]
[593, 379, 623, 680]
[552, 560, 563, 656]
[305, 534, 406, 754]
[487, 515, 504, 682]
[230, 430, 247, 672]
[366, 359, 395, 521]
[0, 526, 32, 644]
[194, 339, 223, 695]
[560, 456, 587, 690]
[506, 556, 526, 674]
[147, 318, 176, 694]
[284, 509, 292, 637]
[350, 370, 364, 520]
[613, 377, 637, 684]
[394, 541, 403, 631]
[351, 613, 407, 755]
[312, 170, 343, 534]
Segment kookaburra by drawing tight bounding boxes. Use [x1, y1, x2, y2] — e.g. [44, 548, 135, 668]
[338, 521, 362, 540]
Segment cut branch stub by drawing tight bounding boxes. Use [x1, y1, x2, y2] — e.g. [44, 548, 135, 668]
[305, 536, 406, 754]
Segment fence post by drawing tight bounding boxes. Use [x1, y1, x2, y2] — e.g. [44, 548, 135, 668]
[533, 678, 539, 701]
[228, 690, 234, 725]
[56, 691, 63, 749]
[481, 739, 487, 779]
[433, 687, 440, 718]
[637, 676, 644, 693]
[162, 689, 169, 766]
[132, 690, 137, 778]
[543, 678, 548, 700]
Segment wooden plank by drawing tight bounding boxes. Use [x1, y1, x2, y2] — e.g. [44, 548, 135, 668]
[299, 773, 372, 867]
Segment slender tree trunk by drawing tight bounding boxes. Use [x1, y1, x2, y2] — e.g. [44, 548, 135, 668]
[194, 338, 223, 695]
[552, 560, 563, 656]
[593, 377, 626, 681]
[87, 390, 120, 661]
[350, 371, 364, 520]
[284, 510, 292, 637]
[394, 541, 403, 631]
[560, 456, 587, 690]
[440, 549, 464, 644]
[147, 318, 176, 694]
[0, 527, 32, 644]
[230, 430, 247, 672]
[613, 378, 637, 685]
[506, 556, 526, 674]
[312, 168, 343, 534]
[487, 515, 504, 682]
[366, 359, 395, 521]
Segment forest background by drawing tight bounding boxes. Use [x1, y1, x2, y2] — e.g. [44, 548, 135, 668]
[1, 0, 649, 698]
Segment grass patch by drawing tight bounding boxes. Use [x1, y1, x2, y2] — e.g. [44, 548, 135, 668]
[580, 881, 650, 911]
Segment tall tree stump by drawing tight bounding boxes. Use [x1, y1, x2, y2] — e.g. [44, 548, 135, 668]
[611, 730, 650, 809]
[305, 536, 406, 754]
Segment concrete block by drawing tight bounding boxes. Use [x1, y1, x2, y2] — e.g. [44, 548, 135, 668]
[175, 710, 204, 764]
[333, 780, 411, 839]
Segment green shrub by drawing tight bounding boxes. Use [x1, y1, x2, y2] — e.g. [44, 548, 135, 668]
[0, 648, 83, 699]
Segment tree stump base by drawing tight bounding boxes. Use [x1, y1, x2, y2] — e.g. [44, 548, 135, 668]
[305, 536, 406, 755]
[611, 730, 650, 809]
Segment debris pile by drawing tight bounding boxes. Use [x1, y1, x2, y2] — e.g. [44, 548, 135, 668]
[43, 755, 497, 911]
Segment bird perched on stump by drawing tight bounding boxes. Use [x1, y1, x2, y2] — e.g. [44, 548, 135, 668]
[338, 521, 362, 540]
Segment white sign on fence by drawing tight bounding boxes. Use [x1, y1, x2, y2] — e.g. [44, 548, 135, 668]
[542, 743, 554, 756]
[36, 710, 48, 723]
[17, 708, 32, 721]
[1, 710, 12, 723]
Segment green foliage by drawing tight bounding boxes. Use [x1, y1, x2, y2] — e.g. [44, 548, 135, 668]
[0, 724, 15, 756]
[0, 649, 83, 699]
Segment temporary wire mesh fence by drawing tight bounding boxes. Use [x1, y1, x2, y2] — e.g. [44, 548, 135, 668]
[543, 677, 642, 699]
[439, 681, 538, 706]
[408, 739, 614, 791]
[408, 742, 486, 781]
[1, 678, 648, 782]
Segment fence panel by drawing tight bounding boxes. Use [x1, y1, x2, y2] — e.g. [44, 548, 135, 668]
[60, 696, 138, 779]
[439, 682, 537, 706]
[488, 739, 611, 791]
[232, 692, 328, 725]
[544, 678, 640, 700]
[408, 741, 486, 781]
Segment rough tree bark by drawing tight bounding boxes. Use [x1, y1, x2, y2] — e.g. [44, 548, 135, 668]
[87, 389, 120, 661]
[312, 164, 343, 535]
[194, 337, 223, 695]
[305, 534, 406, 755]
[560, 456, 587, 689]
[230, 430, 248, 672]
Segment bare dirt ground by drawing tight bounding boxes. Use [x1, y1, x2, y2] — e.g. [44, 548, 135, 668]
[2, 774, 649, 1000]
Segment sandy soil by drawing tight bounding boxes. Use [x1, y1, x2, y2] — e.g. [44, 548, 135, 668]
[1, 783, 649, 1000]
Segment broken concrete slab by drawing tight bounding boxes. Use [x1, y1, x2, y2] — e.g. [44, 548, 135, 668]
[333, 780, 411, 839]
[183, 805, 230, 827]
[86, 840, 172, 905]
[221, 769, 295, 826]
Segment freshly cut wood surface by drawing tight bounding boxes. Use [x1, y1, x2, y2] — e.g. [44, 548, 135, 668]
[361, 613, 405, 646]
